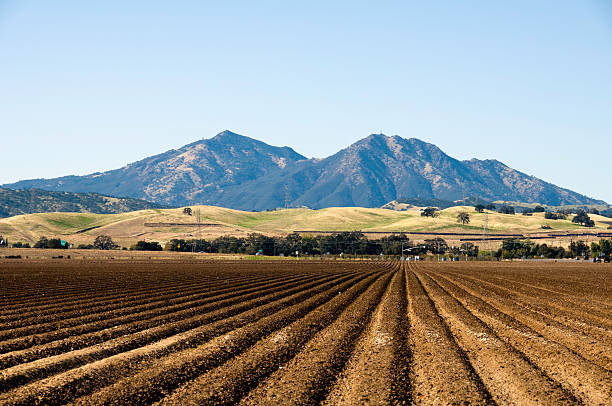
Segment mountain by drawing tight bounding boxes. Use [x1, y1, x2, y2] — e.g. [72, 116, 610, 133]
[4, 131, 606, 210]
[6, 131, 306, 207]
[0, 187, 167, 218]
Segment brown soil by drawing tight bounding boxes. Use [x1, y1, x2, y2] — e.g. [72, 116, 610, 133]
[0, 258, 610, 405]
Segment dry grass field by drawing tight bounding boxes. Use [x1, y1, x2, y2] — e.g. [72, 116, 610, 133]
[0, 258, 610, 405]
[1, 205, 610, 248]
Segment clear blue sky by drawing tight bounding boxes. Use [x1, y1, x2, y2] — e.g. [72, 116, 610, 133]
[1, 1, 611, 202]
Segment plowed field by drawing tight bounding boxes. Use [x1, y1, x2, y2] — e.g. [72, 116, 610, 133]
[0, 259, 610, 405]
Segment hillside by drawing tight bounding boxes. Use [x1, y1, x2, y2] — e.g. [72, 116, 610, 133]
[3, 131, 606, 210]
[0, 187, 167, 218]
[1, 206, 610, 248]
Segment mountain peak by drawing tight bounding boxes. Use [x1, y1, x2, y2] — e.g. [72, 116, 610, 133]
[213, 130, 243, 139]
[2, 132, 606, 208]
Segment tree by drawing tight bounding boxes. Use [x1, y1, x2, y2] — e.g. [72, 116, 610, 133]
[460, 242, 479, 257]
[93, 235, 119, 250]
[486, 204, 496, 211]
[34, 236, 49, 248]
[498, 205, 515, 215]
[0, 236, 6, 247]
[600, 239, 612, 255]
[131, 241, 163, 251]
[572, 210, 594, 227]
[183, 207, 192, 216]
[533, 205, 546, 213]
[589, 208, 600, 215]
[421, 207, 439, 218]
[474, 204, 485, 213]
[569, 240, 590, 258]
[423, 238, 448, 254]
[457, 212, 470, 225]
[33, 237, 69, 249]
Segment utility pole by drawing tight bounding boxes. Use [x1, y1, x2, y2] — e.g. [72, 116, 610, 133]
[196, 208, 201, 253]
[483, 211, 489, 260]
[284, 185, 290, 210]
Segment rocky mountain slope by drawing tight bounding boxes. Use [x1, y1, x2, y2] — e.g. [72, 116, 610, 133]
[4, 131, 605, 210]
[0, 187, 167, 218]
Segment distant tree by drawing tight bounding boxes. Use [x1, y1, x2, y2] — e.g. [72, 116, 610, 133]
[77, 244, 94, 249]
[569, 240, 590, 258]
[131, 241, 163, 251]
[93, 235, 119, 250]
[533, 205, 546, 213]
[572, 210, 595, 227]
[545, 211, 567, 220]
[474, 204, 485, 213]
[460, 242, 479, 257]
[421, 207, 439, 218]
[165, 238, 210, 252]
[485, 204, 496, 210]
[589, 208, 600, 215]
[34, 237, 69, 249]
[423, 237, 448, 254]
[34, 236, 49, 248]
[183, 207, 192, 216]
[456, 212, 470, 225]
[0, 236, 6, 247]
[498, 205, 515, 215]
[601, 239, 612, 255]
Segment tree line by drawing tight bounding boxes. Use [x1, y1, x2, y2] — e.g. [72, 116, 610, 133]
[495, 238, 612, 260]
[14, 231, 476, 257]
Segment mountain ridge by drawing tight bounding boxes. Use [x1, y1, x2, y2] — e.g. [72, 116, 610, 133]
[0, 187, 167, 218]
[4, 131, 606, 209]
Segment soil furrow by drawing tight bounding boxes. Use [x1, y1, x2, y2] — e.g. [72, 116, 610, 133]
[426, 270, 612, 405]
[413, 267, 579, 405]
[0, 273, 320, 355]
[0, 272, 344, 391]
[240, 267, 397, 406]
[321, 266, 410, 405]
[436, 269, 612, 344]
[404, 263, 492, 405]
[0, 273, 304, 339]
[0, 274, 253, 325]
[433, 269, 612, 371]
[62, 271, 381, 406]
[154, 271, 391, 406]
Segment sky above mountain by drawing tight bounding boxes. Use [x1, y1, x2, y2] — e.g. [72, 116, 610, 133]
[1, 1, 610, 202]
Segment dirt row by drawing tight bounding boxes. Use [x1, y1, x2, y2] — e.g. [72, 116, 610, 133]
[0, 259, 610, 405]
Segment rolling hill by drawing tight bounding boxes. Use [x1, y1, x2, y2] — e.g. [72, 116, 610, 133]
[4, 131, 606, 209]
[0, 187, 167, 218]
[1, 205, 610, 248]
